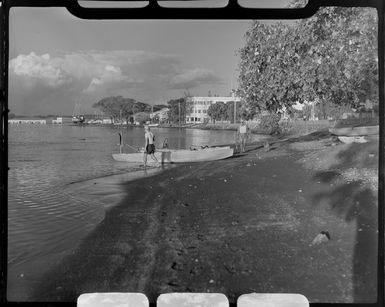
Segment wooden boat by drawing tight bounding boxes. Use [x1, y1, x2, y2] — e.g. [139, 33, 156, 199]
[112, 146, 234, 163]
[338, 136, 368, 144]
[329, 125, 379, 136]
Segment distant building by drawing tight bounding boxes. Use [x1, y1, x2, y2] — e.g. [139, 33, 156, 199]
[52, 117, 63, 124]
[8, 119, 46, 124]
[185, 96, 241, 124]
[102, 118, 113, 124]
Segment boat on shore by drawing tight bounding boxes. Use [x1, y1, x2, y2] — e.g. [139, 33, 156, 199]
[112, 146, 234, 163]
[329, 125, 379, 136]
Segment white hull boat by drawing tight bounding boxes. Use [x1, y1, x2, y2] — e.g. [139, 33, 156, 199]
[112, 146, 234, 163]
[329, 125, 379, 136]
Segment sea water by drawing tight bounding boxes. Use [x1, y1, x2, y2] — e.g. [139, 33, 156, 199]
[8, 124, 257, 300]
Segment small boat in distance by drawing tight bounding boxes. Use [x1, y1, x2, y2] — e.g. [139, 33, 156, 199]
[148, 123, 159, 127]
[112, 146, 234, 163]
[72, 101, 86, 124]
[72, 115, 85, 124]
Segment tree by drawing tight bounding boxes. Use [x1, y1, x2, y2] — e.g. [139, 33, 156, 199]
[237, 3, 378, 117]
[92, 96, 151, 123]
[226, 101, 244, 123]
[167, 98, 187, 124]
[153, 104, 168, 112]
[207, 101, 227, 123]
[134, 112, 150, 124]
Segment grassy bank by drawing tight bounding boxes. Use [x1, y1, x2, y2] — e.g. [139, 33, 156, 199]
[159, 120, 331, 136]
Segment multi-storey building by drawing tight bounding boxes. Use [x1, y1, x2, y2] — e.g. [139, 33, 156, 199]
[185, 96, 241, 124]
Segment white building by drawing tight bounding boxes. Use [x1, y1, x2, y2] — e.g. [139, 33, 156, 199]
[102, 118, 113, 124]
[185, 96, 241, 124]
[8, 119, 46, 124]
[52, 117, 63, 124]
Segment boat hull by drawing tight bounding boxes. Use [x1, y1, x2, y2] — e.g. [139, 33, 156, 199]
[112, 147, 234, 163]
[329, 125, 379, 136]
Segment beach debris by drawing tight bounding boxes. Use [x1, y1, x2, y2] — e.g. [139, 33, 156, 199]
[224, 264, 236, 274]
[209, 279, 215, 284]
[171, 262, 184, 271]
[311, 231, 331, 246]
[20, 273, 24, 278]
[369, 153, 375, 158]
[182, 203, 189, 207]
[298, 189, 302, 193]
[224, 179, 227, 182]
[246, 163, 251, 167]
[168, 281, 180, 287]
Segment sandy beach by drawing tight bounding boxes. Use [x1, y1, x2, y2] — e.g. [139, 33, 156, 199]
[31, 130, 378, 303]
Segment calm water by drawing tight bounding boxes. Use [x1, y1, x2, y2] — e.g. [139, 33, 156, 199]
[8, 124, 256, 300]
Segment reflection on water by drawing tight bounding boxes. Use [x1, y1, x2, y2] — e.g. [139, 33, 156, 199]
[7, 124, 256, 300]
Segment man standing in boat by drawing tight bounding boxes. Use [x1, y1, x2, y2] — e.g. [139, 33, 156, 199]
[237, 119, 250, 153]
[143, 125, 160, 167]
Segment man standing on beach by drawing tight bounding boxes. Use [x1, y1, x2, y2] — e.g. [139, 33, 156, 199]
[237, 119, 249, 153]
[143, 125, 160, 167]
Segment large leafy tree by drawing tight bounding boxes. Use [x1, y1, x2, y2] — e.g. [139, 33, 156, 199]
[238, 3, 378, 118]
[92, 96, 150, 122]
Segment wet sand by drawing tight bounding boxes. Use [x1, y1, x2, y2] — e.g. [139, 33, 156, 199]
[31, 131, 378, 303]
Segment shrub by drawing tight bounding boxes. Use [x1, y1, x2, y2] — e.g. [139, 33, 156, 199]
[259, 114, 282, 135]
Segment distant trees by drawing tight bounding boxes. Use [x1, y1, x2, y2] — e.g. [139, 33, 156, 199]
[207, 101, 227, 123]
[134, 112, 150, 125]
[92, 96, 151, 123]
[167, 98, 187, 124]
[237, 2, 378, 118]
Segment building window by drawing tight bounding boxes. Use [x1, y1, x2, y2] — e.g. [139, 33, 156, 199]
[203, 110, 207, 113]
[191, 117, 194, 122]
[198, 109, 201, 113]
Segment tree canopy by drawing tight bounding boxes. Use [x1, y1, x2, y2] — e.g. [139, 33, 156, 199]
[92, 96, 151, 122]
[207, 101, 227, 123]
[167, 98, 187, 124]
[237, 3, 378, 118]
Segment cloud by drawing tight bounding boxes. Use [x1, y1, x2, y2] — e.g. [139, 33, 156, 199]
[8, 50, 222, 115]
[10, 52, 69, 86]
[168, 68, 223, 89]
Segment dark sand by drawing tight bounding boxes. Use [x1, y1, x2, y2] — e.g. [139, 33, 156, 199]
[32, 131, 378, 303]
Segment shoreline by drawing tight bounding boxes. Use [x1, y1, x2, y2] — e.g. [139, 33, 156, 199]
[25, 130, 378, 303]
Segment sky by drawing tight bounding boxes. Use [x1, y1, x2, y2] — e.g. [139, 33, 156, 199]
[8, 1, 293, 116]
